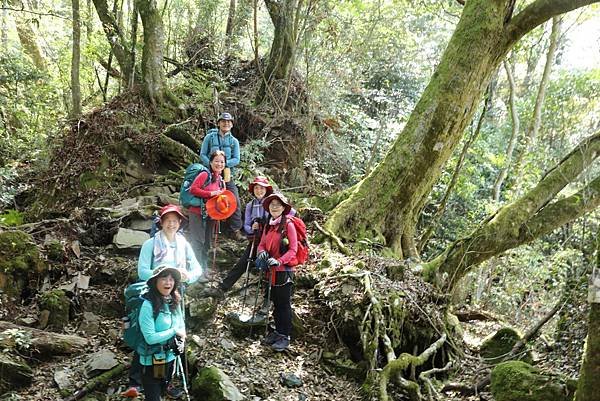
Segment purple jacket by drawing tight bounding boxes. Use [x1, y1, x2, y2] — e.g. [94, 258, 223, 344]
[243, 198, 296, 236]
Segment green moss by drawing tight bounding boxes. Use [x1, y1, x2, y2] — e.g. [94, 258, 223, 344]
[0, 230, 46, 297]
[480, 327, 532, 365]
[0, 210, 24, 226]
[191, 367, 224, 401]
[39, 289, 70, 329]
[491, 361, 573, 401]
[45, 240, 65, 262]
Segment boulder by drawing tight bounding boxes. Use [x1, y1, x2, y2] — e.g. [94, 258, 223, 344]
[480, 327, 532, 364]
[112, 228, 149, 249]
[0, 230, 46, 299]
[191, 366, 243, 401]
[491, 361, 574, 401]
[0, 353, 33, 394]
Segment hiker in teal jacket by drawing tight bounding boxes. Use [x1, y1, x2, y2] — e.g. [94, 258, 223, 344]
[199, 112, 244, 240]
[138, 266, 186, 401]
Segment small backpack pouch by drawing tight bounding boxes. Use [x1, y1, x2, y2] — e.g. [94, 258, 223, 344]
[152, 353, 167, 379]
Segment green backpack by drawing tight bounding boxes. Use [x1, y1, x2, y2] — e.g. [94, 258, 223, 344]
[179, 163, 211, 208]
[122, 282, 163, 356]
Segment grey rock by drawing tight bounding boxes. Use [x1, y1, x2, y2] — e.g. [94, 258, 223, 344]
[53, 368, 73, 390]
[84, 349, 119, 378]
[128, 219, 153, 231]
[112, 228, 149, 249]
[280, 372, 303, 388]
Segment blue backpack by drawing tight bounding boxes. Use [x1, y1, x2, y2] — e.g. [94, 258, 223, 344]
[122, 282, 163, 356]
[179, 163, 211, 208]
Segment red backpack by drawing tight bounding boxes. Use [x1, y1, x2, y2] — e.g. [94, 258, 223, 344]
[280, 215, 309, 266]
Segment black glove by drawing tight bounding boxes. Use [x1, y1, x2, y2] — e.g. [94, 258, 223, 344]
[257, 251, 269, 261]
[255, 257, 269, 272]
[267, 257, 280, 267]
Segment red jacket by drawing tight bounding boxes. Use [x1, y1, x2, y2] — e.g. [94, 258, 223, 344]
[258, 217, 298, 272]
[188, 171, 224, 216]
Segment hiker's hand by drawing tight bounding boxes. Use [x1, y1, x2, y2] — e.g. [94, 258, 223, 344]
[252, 222, 260, 230]
[257, 251, 268, 261]
[267, 257, 280, 267]
[175, 329, 187, 340]
[210, 189, 224, 197]
[175, 336, 185, 354]
[254, 257, 268, 272]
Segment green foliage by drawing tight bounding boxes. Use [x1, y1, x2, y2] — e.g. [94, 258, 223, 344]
[0, 210, 24, 227]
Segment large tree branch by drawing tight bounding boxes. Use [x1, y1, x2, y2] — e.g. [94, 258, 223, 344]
[423, 131, 600, 290]
[505, 0, 599, 44]
[522, 175, 600, 241]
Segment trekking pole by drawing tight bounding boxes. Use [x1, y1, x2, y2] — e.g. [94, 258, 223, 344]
[210, 220, 220, 279]
[240, 230, 259, 318]
[248, 274, 263, 336]
[176, 355, 190, 401]
[264, 267, 274, 336]
[178, 283, 190, 398]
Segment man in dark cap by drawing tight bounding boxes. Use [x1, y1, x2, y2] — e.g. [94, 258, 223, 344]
[199, 112, 244, 240]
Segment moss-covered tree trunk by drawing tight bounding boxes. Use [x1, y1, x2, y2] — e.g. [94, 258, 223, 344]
[255, 0, 300, 104]
[325, 0, 599, 258]
[9, 0, 48, 72]
[423, 132, 600, 290]
[71, 0, 82, 117]
[92, 0, 135, 87]
[137, 0, 166, 104]
[575, 236, 600, 401]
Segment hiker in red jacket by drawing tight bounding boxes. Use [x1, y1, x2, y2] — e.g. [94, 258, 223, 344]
[256, 192, 297, 352]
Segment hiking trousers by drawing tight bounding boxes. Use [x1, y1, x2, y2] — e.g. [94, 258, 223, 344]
[141, 361, 174, 401]
[271, 271, 294, 337]
[225, 180, 242, 232]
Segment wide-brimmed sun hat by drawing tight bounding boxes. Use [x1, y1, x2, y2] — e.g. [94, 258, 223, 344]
[159, 204, 186, 220]
[147, 264, 186, 285]
[262, 192, 292, 216]
[248, 176, 273, 196]
[206, 190, 238, 220]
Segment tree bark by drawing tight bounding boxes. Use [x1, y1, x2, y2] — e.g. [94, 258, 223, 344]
[71, 0, 82, 117]
[492, 60, 520, 202]
[9, 0, 47, 71]
[575, 236, 600, 401]
[423, 132, 600, 291]
[418, 91, 490, 252]
[225, 0, 236, 43]
[255, 0, 302, 104]
[325, 0, 599, 258]
[92, 0, 135, 86]
[136, 0, 166, 104]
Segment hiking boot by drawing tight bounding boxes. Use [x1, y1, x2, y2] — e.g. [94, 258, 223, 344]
[271, 335, 290, 352]
[166, 384, 184, 399]
[261, 331, 281, 346]
[121, 386, 142, 398]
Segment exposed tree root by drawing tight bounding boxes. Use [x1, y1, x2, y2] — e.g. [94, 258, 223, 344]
[314, 221, 350, 255]
[378, 334, 447, 401]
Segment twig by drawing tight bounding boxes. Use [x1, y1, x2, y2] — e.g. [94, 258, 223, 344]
[0, 6, 70, 19]
[420, 361, 453, 401]
[64, 363, 127, 401]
